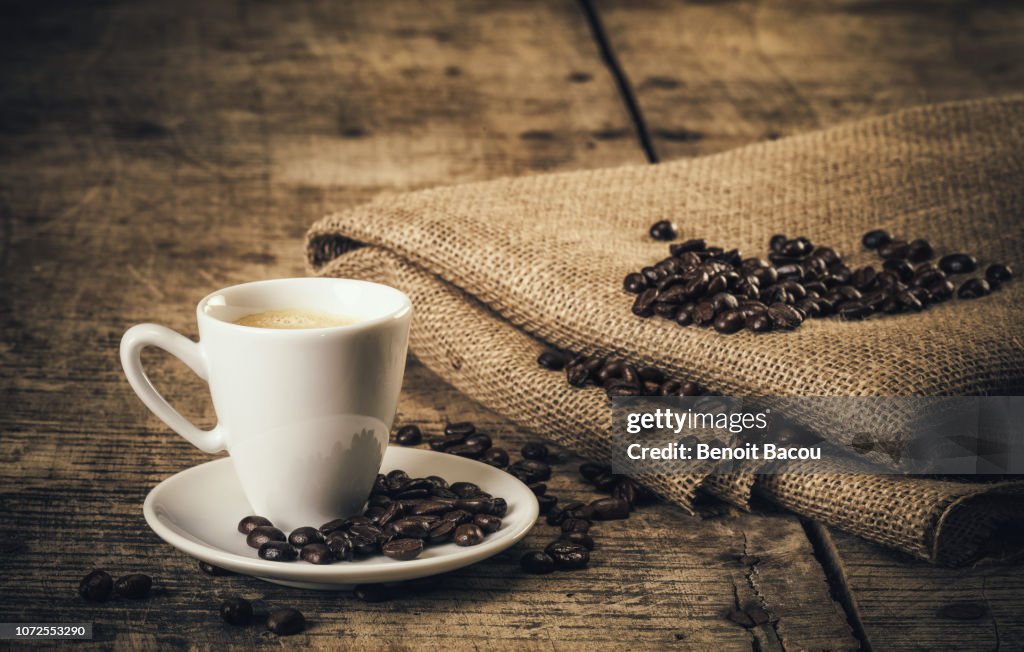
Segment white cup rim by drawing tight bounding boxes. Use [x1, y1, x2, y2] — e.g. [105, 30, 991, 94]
[196, 277, 412, 335]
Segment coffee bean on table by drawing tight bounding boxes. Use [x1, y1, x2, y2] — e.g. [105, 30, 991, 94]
[957, 278, 991, 299]
[464, 433, 492, 450]
[521, 442, 549, 461]
[454, 524, 485, 546]
[382, 538, 425, 561]
[906, 239, 934, 262]
[247, 526, 286, 549]
[79, 570, 113, 601]
[985, 263, 1013, 286]
[545, 541, 590, 570]
[260, 541, 298, 562]
[473, 514, 502, 533]
[561, 532, 596, 550]
[114, 573, 152, 599]
[445, 422, 476, 437]
[237, 515, 272, 535]
[649, 220, 677, 241]
[939, 253, 977, 274]
[589, 497, 631, 520]
[288, 526, 324, 548]
[560, 517, 592, 533]
[579, 462, 611, 481]
[623, 273, 648, 294]
[198, 560, 233, 576]
[395, 425, 422, 446]
[299, 543, 334, 564]
[266, 607, 305, 636]
[528, 482, 547, 496]
[219, 597, 254, 626]
[537, 494, 558, 514]
[631, 288, 658, 317]
[713, 310, 744, 334]
[508, 459, 552, 483]
[520, 551, 556, 574]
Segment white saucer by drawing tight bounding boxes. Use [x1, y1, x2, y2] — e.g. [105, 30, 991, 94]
[143, 447, 539, 590]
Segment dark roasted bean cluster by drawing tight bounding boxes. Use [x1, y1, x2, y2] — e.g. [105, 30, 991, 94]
[536, 349, 702, 400]
[624, 229, 1014, 333]
[78, 570, 153, 602]
[237, 473, 506, 566]
[220, 597, 306, 636]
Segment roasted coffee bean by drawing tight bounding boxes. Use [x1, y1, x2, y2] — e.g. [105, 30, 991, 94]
[508, 459, 552, 483]
[537, 494, 558, 514]
[545, 541, 590, 570]
[382, 538, 424, 561]
[368, 494, 393, 508]
[259, 541, 298, 562]
[481, 447, 510, 468]
[767, 303, 803, 330]
[326, 531, 354, 561]
[427, 437, 454, 452]
[641, 266, 661, 283]
[412, 500, 456, 517]
[488, 497, 508, 517]
[266, 607, 305, 636]
[288, 526, 324, 548]
[561, 532, 596, 550]
[769, 234, 787, 253]
[220, 597, 254, 626]
[672, 238, 706, 255]
[930, 279, 956, 300]
[394, 425, 422, 446]
[454, 524, 485, 546]
[623, 272, 648, 294]
[649, 220, 677, 241]
[861, 229, 892, 249]
[349, 524, 384, 554]
[538, 350, 569, 372]
[445, 422, 476, 438]
[692, 301, 717, 325]
[896, 290, 924, 312]
[114, 574, 152, 599]
[198, 560, 233, 576]
[247, 526, 286, 549]
[473, 514, 502, 533]
[566, 364, 591, 387]
[592, 472, 619, 492]
[300, 543, 334, 564]
[560, 517, 592, 533]
[579, 462, 612, 481]
[237, 515, 272, 535]
[939, 253, 977, 274]
[528, 482, 547, 496]
[464, 433, 492, 450]
[957, 278, 991, 299]
[589, 497, 631, 520]
[632, 288, 658, 317]
[839, 303, 872, 320]
[906, 239, 934, 262]
[388, 518, 432, 539]
[443, 509, 473, 525]
[318, 518, 349, 535]
[386, 469, 411, 492]
[450, 481, 481, 497]
[447, 442, 486, 459]
[522, 442, 549, 461]
[427, 520, 456, 544]
[521, 551, 556, 574]
[852, 266, 877, 290]
[986, 263, 1013, 286]
[453, 497, 492, 514]
[613, 479, 639, 506]
[746, 313, 773, 333]
[712, 310, 745, 334]
[878, 240, 909, 259]
[79, 570, 113, 602]
[780, 237, 812, 258]
[606, 382, 642, 398]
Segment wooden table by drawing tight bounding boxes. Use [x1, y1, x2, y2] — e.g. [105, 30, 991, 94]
[2, 0, 1022, 648]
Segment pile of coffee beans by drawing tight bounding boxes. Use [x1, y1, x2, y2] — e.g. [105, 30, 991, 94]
[626, 223, 1014, 334]
[220, 597, 306, 636]
[78, 570, 153, 602]
[237, 472, 506, 565]
[536, 348, 702, 400]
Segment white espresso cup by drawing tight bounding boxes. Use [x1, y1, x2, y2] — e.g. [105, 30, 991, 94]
[120, 278, 412, 531]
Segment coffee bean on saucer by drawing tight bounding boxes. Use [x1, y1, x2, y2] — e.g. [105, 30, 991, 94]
[247, 526, 286, 549]
[385, 469, 410, 492]
[561, 532, 596, 550]
[79, 570, 113, 601]
[300, 543, 334, 564]
[395, 425, 422, 446]
[387, 517, 432, 539]
[454, 524, 485, 546]
[326, 532, 354, 561]
[473, 514, 502, 533]
[266, 607, 305, 636]
[538, 349, 569, 370]
[957, 278, 991, 299]
[354, 584, 392, 603]
[259, 541, 298, 562]
[220, 597, 254, 626]
[288, 526, 324, 548]
[480, 447, 509, 468]
[545, 541, 590, 570]
[986, 263, 1013, 286]
[520, 551, 556, 574]
[198, 560, 233, 576]
[589, 497, 631, 520]
[450, 482, 481, 497]
[443, 509, 473, 525]
[649, 220, 677, 241]
[939, 253, 977, 274]
[521, 442, 549, 461]
[411, 500, 454, 516]
[237, 515, 272, 535]
[382, 538, 424, 561]
[427, 520, 456, 544]
[444, 422, 476, 438]
[114, 574, 152, 599]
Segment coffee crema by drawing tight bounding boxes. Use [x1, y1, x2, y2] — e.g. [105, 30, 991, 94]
[233, 309, 357, 330]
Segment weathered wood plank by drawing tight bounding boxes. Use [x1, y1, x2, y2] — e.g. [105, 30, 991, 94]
[0, 0, 856, 648]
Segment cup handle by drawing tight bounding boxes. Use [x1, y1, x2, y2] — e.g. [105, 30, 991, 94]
[120, 323, 227, 453]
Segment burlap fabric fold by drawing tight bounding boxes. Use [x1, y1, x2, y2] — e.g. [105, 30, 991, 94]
[307, 97, 1024, 565]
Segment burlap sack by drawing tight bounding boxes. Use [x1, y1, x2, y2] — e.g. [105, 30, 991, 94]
[307, 97, 1024, 565]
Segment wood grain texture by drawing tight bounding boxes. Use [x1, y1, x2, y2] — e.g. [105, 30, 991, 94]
[598, 0, 1024, 649]
[0, 0, 857, 648]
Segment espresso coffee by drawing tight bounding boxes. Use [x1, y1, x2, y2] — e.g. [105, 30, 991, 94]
[233, 308, 356, 329]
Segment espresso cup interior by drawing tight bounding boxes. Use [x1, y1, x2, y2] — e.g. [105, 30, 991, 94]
[201, 278, 410, 328]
